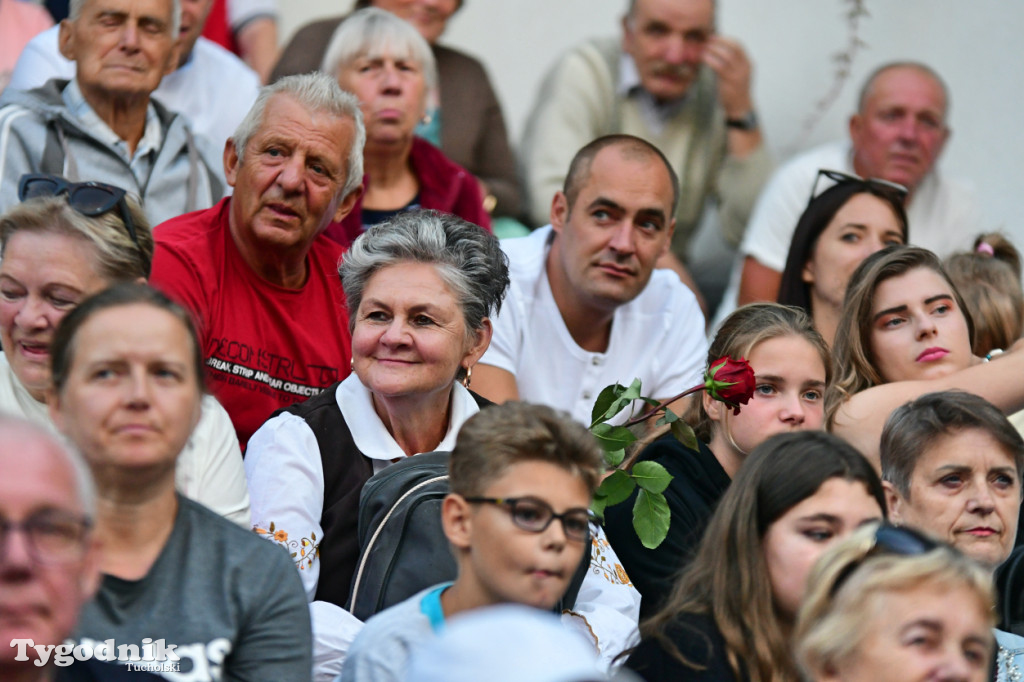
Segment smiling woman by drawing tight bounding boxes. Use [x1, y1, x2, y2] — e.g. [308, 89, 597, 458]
[0, 187, 249, 525]
[244, 209, 508, 680]
[827, 246, 1024, 467]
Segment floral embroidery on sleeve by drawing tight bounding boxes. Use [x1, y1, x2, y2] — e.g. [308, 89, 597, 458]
[589, 533, 633, 586]
[253, 521, 321, 570]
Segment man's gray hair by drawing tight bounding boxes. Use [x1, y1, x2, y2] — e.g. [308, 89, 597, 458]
[321, 7, 438, 93]
[0, 417, 97, 520]
[857, 61, 951, 120]
[69, 0, 181, 39]
[340, 210, 509, 367]
[231, 72, 366, 200]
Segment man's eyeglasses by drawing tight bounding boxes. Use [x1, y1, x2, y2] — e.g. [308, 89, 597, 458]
[808, 169, 909, 206]
[0, 511, 93, 565]
[830, 523, 939, 597]
[18, 173, 142, 252]
[462, 496, 594, 543]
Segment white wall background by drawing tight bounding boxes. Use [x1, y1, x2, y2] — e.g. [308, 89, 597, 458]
[279, 1, 1024, 245]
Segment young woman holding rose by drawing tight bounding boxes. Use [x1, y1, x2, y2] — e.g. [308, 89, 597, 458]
[625, 430, 886, 682]
[826, 245, 1024, 468]
[604, 303, 831, 618]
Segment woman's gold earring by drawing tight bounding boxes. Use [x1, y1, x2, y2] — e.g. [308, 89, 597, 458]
[350, 358, 355, 372]
[461, 365, 473, 388]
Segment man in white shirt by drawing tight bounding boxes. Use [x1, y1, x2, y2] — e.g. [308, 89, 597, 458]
[475, 134, 708, 424]
[7, 0, 259, 149]
[728, 61, 982, 315]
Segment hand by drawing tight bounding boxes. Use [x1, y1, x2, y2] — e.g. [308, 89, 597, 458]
[702, 35, 754, 120]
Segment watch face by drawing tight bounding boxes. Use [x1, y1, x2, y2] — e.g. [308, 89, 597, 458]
[727, 111, 758, 130]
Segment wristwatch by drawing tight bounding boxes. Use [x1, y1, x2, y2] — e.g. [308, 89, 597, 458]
[726, 111, 758, 131]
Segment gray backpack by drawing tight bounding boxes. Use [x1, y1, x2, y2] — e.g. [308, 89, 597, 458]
[347, 451, 590, 621]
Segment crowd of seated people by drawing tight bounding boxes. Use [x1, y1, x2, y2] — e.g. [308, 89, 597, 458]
[3, 1, 1024, 682]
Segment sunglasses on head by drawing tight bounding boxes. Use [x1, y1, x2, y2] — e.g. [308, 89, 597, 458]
[830, 523, 940, 597]
[808, 169, 909, 207]
[18, 173, 142, 252]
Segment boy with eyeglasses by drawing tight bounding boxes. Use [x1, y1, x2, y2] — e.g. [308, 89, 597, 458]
[340, 402, 607, 682]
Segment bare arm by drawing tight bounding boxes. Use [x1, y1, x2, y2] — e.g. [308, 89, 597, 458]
[471, 364, 520, 404]
[738, 255, 782, 305]
[833, 343, 1024, 469]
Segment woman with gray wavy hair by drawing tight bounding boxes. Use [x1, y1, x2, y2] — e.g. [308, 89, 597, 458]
[245, 209, 508, 681]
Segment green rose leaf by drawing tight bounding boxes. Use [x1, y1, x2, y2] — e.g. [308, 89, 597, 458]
[590, 494, 608, 521]
[591, 423, 637, 452]
[604, 448, 625, 468]
[632, 489, 671, 549]
[631, 461, 673, 494]
[597, 470, 637, 506]
[590, 383, 627, 426]
[670, 419, 699, 451]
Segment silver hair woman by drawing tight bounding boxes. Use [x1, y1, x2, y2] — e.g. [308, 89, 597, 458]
[0, 180, 248, 524]
[245, 208, 508, 677]
[318, 7, 493, 247]
[796, 523, 996, 682]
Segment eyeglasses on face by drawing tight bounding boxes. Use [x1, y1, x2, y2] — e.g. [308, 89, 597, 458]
[0, 510, 93, 565]
[829, 523, 940, 597]
[462, 496, 594, 543]
[17, 173, 142, 252]
[808, 168, 910, 206]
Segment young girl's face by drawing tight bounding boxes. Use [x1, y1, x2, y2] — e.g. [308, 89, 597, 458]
[762, 477, 883, 621]
[868, 266, 973, 383]
[709, 334, 826, 467]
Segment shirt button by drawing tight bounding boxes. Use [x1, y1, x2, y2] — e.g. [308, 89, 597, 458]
[582, 391, 592, 400]
[591, 357, 602, 366]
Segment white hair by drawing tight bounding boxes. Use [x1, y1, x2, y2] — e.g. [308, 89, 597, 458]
[0, 417, 97, 520]
[231, 72, 366, 200]
[321, 7, 438, 92]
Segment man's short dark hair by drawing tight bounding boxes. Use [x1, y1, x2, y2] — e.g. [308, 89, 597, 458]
[880, 391, 1024, 498]
[561, 134, 680, 216]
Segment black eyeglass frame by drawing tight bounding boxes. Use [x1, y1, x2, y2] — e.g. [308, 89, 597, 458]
[17, 173, 142, 252]
[0, 511, 93, 566]
[829, 523, 940, 597]
[462, 496, 595, 543]
[808, 168, 910, 207]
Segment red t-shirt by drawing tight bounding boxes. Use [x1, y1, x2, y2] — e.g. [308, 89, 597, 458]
[151, 198, 352, 449]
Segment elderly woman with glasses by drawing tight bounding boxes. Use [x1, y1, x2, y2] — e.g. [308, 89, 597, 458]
[777, 170, 908, 347]
[796, 523, 999, 682]
[0, 174, 249, 524]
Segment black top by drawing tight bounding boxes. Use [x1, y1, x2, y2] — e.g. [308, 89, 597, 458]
[627, 612, 747, 682]
[603, 436, 731, 619]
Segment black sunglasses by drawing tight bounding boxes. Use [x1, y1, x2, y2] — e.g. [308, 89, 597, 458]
[462, 496, 594, 543]
[830, 523, 940, 597]
[808, 169, 909, 207]
[18, 173, 142, 252]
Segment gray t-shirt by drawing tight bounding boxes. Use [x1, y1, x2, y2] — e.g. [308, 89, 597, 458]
[73, 496, 312, 682]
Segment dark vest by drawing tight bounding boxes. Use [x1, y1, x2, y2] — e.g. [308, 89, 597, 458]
[275, 382, 491, 608]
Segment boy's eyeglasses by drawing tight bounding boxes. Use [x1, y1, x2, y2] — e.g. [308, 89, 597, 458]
[830, 523, 939, 597]
[18, 173, 142, 252]
[462, 496, 594, 543]
[808, 168, 909, 206]
[0, 510, 93, 565]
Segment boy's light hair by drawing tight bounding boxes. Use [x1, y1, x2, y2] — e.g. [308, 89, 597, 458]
[449, 402, 604, 497]
[795, 523, 994, 680]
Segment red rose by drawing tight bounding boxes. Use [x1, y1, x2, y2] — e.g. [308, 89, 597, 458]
[704, 356, 756, 415]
